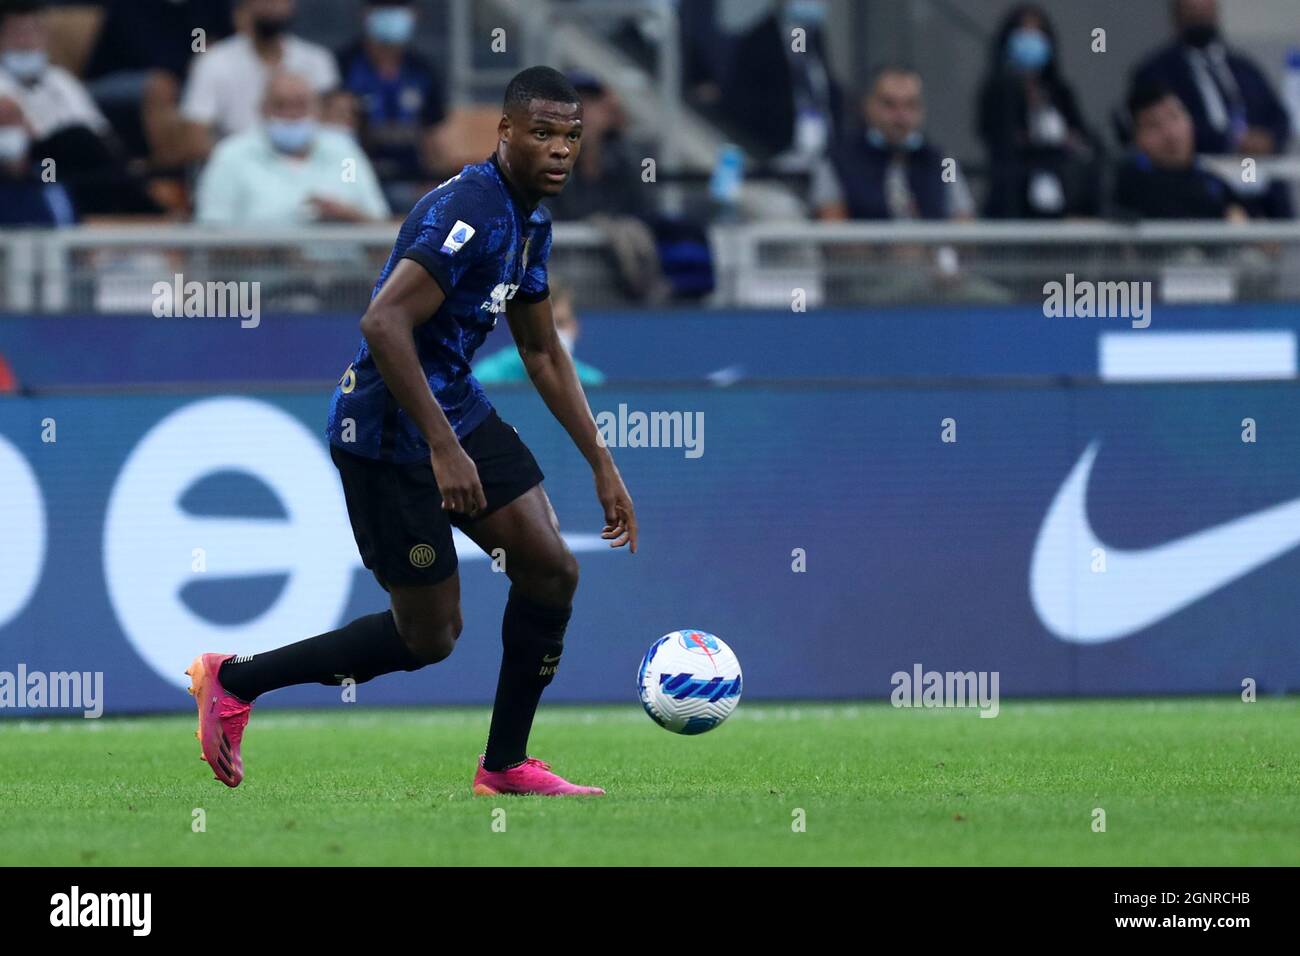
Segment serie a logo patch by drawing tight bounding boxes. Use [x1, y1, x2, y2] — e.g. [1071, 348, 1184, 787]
[409, 544, 436, 568]
[440, 220, 475, 255]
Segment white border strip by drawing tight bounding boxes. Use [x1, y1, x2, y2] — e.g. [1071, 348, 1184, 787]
[1100, 331, 1297, 381]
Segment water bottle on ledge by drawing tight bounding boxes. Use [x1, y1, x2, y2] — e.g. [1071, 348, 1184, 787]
[710, 143, 745, 223]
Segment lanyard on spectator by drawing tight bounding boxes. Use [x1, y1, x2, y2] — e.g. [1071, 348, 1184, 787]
[1187, 44, 1244, 135]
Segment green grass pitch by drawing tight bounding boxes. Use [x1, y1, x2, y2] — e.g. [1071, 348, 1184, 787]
[2, 698, 1297, 866]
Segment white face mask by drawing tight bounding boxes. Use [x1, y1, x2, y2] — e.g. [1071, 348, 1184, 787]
[0, 125, 29, 163]
[366, 7, 415, 45]
[265, 117, 318, 153]
[1, 50, 48, 82]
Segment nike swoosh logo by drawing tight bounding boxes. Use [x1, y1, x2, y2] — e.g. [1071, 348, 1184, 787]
[541, 653, 562, 664]
[1031, 441, 1300, 643]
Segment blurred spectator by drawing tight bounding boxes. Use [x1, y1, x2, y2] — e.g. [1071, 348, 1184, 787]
[545, 72, 650, 222]
[195, 71, 387, 225]
[678, 0, 723, 112]
[177, 0, 338, 163]
[811, 66, 1010, 303]
[546, 71, 669, 303]
[321, 87, 362, 137]
[1131, 0, 1290, 158]
[1129, 0, 1292, 221]
[812, 65, 974, 221]
[715, 0, 844, 166]
[0, 93, 74, 225]
[0, 0, 158, 215]
[976, 3, 1101, 218]
[0, 1, 108, 142]
[335, 0, 448, 202]
[83, 0, 234, 162]
[474, 280, 605, 386]
[1114, 82, 1249, 220]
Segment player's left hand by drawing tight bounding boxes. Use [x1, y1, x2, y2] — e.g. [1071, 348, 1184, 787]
[595, 465, 637, 553]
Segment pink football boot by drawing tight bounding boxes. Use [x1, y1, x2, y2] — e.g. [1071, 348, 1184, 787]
[472, 756, 605, 796]
[184, 653, 254, 788]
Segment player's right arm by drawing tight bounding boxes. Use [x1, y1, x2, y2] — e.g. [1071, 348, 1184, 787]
[359, 260, 487, 515]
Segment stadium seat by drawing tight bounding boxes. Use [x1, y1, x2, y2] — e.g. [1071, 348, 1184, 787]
[430, 106, 504, 173]
[43, 5, 103, 77]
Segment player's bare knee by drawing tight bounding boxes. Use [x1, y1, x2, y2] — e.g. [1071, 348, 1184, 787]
[521, 550, 578, 607]
[401, 612, 462, 665]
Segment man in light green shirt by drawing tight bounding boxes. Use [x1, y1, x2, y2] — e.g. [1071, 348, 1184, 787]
[474, 280, 606, 386]
[195, 71, 389, 225]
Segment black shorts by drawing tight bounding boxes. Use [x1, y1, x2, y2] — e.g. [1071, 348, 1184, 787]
[330, 409, 545, 590]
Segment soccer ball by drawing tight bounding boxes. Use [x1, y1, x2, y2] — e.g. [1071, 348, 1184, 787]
[637, 629, 743, 734]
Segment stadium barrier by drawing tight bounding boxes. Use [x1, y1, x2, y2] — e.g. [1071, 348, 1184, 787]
[4, 220, 1300, 313]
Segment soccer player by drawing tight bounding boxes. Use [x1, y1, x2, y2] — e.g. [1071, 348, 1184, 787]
[185, 66, 637, 796]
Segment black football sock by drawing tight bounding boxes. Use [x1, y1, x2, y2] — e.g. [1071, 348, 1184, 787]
[482, 587, 571, 772]
[217, 610, 424, 702]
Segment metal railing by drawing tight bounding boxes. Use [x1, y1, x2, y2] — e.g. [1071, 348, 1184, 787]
[713, 220, 1300, 307]
[2, 222, 617, 314]
[3, 219, 1300, 313]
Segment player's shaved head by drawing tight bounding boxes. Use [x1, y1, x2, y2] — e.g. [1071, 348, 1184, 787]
[497, 66, 584, 206]
[503, 66, 580, 117]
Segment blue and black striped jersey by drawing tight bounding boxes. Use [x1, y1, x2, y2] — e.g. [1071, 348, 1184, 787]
[327, 153, 552, 461]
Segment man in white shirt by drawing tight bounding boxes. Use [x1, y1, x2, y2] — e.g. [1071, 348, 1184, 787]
[0, 1, 110, 141]
[0, 0, 160, 215]
[177, 0, 338, 163]
[195, 71, 388, 225]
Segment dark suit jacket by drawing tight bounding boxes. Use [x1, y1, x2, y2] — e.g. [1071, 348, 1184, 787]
[1132, 42, 1291, 154]
[717, 14, 844, 159]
